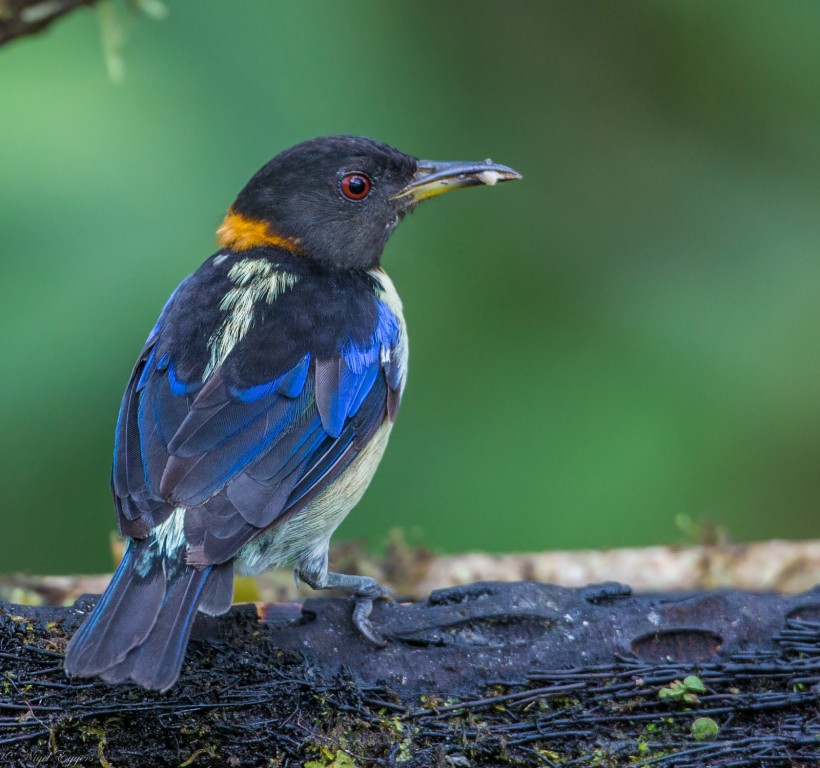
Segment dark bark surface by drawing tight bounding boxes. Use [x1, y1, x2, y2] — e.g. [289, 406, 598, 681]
[1, 581, 819, 766]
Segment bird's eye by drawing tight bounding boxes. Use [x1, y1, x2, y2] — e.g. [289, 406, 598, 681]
[341, 173, 372, 201]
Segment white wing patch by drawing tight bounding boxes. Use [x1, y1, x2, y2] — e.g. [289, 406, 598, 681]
[135, 506, 188, 575]
[204, 259, 299, 379]
[152, 507, 187, 558]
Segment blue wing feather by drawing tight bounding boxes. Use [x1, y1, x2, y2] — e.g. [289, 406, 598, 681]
[167, 360, 202, 397]
[114, 283, 403, 570]
[276, 354, 311, 396]
[230, 353, 311, 402]
[349, 359, 381, 417]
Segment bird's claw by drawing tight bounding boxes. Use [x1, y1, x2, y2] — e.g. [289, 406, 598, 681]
[352, 584, 392, 647]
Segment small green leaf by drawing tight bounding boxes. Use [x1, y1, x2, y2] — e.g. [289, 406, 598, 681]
[658, 680, 685, 699]
[683, 675, 707, 694]
[659, 676, 706, 704]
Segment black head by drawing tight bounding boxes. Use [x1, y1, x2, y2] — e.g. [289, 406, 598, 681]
[220, 135, 521, 269]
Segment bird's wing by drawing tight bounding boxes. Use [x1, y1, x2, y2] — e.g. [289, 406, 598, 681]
[111, 276, 405, 565]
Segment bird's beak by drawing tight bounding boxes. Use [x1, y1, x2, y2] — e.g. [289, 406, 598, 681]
[393, 159, 522, 203]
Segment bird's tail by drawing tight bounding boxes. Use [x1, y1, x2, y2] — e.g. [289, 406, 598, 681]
[64, 542, 232, 691]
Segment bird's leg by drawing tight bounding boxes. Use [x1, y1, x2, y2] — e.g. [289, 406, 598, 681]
[296, 565, 391, 646]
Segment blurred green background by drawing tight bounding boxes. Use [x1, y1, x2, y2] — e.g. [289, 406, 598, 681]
[1, 1, 818, 574]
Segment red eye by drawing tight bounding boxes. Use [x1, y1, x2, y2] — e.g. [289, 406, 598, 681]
[341, 173, 371, 200]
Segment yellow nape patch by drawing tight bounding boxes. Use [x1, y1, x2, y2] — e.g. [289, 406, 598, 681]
[216, 209, 304, 253]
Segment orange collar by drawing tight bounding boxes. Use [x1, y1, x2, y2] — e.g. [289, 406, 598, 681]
[216, 209, 305, 254]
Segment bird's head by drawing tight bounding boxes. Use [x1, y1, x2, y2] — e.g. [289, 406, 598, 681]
[217, 135, 521, 269]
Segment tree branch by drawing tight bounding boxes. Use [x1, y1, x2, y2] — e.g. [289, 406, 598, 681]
[0, 0, 95, 47]
[1, 581, 818, 766]
[4, 538, 818, 608]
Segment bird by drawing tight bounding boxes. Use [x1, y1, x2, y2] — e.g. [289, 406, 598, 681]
[63, 135, 521, 691]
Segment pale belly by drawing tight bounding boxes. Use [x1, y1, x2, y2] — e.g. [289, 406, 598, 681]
[233, 420, 393, 577]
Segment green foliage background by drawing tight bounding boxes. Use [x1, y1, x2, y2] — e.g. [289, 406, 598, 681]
[1, 1, 818, 573]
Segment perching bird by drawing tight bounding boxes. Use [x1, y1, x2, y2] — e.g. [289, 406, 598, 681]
[63, 136, 520, 690]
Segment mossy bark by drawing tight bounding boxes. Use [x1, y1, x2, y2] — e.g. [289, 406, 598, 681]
[1, 581, 819, 767]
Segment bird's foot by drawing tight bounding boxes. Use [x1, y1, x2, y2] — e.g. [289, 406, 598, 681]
[297, 568, 393, 646]
[352, 581, 392, 647]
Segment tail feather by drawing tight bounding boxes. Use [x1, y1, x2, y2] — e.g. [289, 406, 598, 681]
[199, 561, 234, 615]
[63, 545, 166, 677]
[100, 565, 212, 691]
[65, 544, 224, 691]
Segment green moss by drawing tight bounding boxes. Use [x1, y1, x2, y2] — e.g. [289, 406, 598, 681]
[304, 748, 359, 768]
[691, 717, 719, 741]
